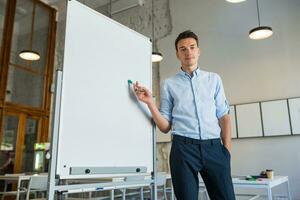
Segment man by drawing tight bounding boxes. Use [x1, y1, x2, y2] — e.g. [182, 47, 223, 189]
[134, 30, 235, 200]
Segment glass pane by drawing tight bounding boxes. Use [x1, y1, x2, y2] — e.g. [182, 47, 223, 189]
[9, 0, 33, 68]
[9, 1, 50, 75]
[0, 0, 7, 70]
[22, 118, 38, 172]
[5, 65, 44, 107]
[0, 115, 18, 175]
[31, 3, 50, 74]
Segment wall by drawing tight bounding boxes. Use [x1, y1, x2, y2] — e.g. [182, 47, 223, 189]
[158, 0, 300, 198]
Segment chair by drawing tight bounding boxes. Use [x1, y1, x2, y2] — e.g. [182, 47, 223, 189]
[199, 186, 209, 200]
[0, 173, 27, 200]
[25, 176, 48, 200]
[146, 172, 167, 199]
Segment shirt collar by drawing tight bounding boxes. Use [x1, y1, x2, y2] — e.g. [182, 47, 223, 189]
[179, 67, 201, 78]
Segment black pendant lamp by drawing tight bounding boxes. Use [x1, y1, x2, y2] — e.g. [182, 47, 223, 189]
[249, 0, 273, 40]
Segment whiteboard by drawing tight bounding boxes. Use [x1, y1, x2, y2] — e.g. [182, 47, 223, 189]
[261, 100, 291, 136]
[229, 106, 237, 139]
[56, 0, 153, 179]
[236, 103, 263, 138]
[288, 98, 300, 135]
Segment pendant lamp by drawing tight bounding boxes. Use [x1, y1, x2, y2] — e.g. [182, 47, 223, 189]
[18, 4, 40, 61]
[249, 0, 273, 40]
[19, 50, 40, 61]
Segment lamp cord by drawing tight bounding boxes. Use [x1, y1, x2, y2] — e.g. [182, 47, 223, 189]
[256, 0, 261, 26]
[152, 0, 155, 51]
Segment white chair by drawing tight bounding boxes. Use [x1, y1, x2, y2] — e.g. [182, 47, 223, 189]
[199, 186, 209, 200]
[0, 173, 27, 200]
[25, 176, 48, 200]
[146, 172, 167, 199]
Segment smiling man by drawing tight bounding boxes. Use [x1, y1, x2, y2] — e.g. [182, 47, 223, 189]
[134, 30, 235, 200]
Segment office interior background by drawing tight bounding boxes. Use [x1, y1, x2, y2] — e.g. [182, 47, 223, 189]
[0, 0, 299, 199]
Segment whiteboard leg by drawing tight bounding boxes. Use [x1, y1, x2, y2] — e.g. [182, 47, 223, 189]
[287, 180, 292, 200]
[110, 190, 114, 200]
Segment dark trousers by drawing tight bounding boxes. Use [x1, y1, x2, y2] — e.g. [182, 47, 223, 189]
[170, 135, 235, 200]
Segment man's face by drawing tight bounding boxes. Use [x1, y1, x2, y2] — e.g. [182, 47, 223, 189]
[176, 38, 200, 68]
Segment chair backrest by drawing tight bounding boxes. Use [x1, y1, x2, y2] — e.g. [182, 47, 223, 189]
[26, 176, 48, 200]
[156, 172, 167, 186]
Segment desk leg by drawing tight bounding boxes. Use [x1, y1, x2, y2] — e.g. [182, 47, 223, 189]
[287, 180, 292, 200]
[140, 187, 144, 199]
[267, 187, 272, 200]
[121, 189, 126, 200]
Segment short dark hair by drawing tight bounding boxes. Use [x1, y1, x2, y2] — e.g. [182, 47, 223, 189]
[175, 30, 198, 51]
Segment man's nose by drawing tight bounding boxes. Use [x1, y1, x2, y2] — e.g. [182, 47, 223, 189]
[185, 48, 192, 55]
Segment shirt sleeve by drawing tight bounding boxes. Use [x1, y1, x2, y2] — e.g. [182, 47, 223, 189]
[214, 74, 229, 119]
[159, 81, 173, 122]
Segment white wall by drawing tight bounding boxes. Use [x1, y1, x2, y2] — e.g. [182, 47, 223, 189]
[158, 0, 300, 198]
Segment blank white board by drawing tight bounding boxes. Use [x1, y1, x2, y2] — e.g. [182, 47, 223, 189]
[236, 103, 263, 138]
[261, 100, 291, 136]
[288, 98, 300, 135]
[56, 0, 153, 179]
[229, 106, 237, 139]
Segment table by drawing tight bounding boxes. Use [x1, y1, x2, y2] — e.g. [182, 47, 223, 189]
[200, 176, 292, 200]
[0, 173, 48, 200]
[167, 174, 292, 200]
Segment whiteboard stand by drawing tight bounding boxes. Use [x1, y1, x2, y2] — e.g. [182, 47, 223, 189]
[47, 70, 157, 200]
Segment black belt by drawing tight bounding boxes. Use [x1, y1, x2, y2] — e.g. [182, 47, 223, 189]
[172, 134, 221, 145]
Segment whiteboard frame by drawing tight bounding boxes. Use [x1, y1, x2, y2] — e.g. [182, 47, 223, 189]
[288, 97, 300, 135]
[229, 106, 237, 139]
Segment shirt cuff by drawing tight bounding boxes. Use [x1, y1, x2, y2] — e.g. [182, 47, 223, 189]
[216, 100, 230, 119]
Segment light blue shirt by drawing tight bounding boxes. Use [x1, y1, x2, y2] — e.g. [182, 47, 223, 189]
[160, 68, 229, 140]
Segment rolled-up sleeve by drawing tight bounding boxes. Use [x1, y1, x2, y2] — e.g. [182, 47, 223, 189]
[214, 75, 229, 119]
[159, 81, 173, 122]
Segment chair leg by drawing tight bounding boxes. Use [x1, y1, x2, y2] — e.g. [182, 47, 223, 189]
[163, 185, 167, 200]
[140, 187, 144, 199]
[204, 188, 209, 200]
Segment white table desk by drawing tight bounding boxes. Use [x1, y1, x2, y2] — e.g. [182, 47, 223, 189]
[200, 176, 292, 200]
[167, 174, 292, 200]
[0, 173, 48, 200]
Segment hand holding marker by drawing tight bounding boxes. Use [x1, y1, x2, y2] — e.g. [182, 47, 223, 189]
[128, 80, 153, 105]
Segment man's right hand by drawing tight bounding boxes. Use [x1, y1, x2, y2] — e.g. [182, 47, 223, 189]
[133, 81, 154, 105]
[133, 81, 171, 133]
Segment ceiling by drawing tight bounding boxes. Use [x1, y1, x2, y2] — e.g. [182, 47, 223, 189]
[45, 0, 115, 9]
